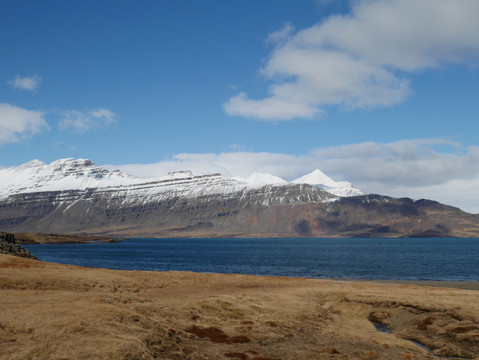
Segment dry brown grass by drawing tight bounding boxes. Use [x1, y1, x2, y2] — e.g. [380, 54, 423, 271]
[0, 254, 478, 359]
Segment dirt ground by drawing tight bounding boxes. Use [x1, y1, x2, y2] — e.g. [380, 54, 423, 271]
[0, 254, 478, 360]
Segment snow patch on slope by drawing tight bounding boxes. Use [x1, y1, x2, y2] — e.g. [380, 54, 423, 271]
[233, 173, 287, 187]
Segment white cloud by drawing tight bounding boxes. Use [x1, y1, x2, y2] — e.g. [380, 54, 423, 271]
[0, 103, 49, 145]
[8, 75, 42, 91]
[266, 22, 295, 44]
[90, 109, 116, 123]
[380, 178, 479, 215]
[224, 0, 479, 120]
[106, 138, 479, 213]
[224, 92, 321, 120]
[58, 108, 117, 133]
[106, 152, 301, 179]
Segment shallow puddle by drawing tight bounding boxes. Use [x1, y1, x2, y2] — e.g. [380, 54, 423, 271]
[371, 321, 391, 333]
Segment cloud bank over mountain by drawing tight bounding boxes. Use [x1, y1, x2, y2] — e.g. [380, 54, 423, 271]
[107, 138, 479, 214]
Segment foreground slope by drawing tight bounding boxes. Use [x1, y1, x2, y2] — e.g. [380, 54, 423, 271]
[1, 254, 478, 359]
[0, 158, 478, 237]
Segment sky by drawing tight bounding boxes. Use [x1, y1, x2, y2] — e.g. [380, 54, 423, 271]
[1, 0, 479, 213]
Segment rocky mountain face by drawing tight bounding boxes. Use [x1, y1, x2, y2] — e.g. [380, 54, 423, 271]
[0, 159, 478, 238]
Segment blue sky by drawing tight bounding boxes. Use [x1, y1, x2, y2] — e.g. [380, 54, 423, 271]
[2, 0, 479, 212]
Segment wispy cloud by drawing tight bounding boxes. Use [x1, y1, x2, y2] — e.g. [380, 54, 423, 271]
[106, 138, 479, 213]
[229, 143, 247, 152]
[224, 0, 479, 120]
[266, 22, 294, 44]
[58, 108, 117, 133]
[0, 103, 49, 145]
[89, 109, 116, 123]
[7, 75, 42, 91]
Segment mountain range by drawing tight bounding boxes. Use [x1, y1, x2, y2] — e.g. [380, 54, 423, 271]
[0, 158, 478, 238]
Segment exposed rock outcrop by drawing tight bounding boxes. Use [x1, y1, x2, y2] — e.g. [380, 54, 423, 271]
[0, 232, 37, 259]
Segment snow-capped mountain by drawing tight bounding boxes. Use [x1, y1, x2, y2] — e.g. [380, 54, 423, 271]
[0, 158, 337, 236]
[2, 158, 476, 238]
[292, 169, 363, 197]
[0, 159, 359, 201]
[0, 158, 339, 219]
[0, 158, 143, 200]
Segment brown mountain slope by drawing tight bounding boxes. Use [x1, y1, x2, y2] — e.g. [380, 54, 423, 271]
[0, 186, 478, 237]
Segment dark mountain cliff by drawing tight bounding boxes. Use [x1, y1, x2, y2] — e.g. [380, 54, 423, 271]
[1, 188, 478, 238]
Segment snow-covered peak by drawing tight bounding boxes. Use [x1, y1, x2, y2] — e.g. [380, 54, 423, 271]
[51, 158, 93, 168]
[0, 158, 144, 199]
[22, 159, 47, 168]
[233, 173, 287, 187]
[293, 169, 337, 187]
[293, 169, 363, 197]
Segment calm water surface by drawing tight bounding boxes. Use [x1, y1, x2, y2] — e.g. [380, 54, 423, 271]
[24, 238, 479, 281]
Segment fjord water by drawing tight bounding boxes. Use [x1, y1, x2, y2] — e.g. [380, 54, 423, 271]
[24, 238, 479, 281]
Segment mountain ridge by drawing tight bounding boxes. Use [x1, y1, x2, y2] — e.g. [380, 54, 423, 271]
[0, 158, 360, 202]
[0, 158, 478, 238]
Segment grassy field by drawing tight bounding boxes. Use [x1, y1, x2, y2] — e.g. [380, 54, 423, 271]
[0, 254, 478, 359]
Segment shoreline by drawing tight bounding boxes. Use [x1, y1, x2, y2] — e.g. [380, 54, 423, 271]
[17, 246, 479, 291]
[21, 252, 479, 290]
[12, 232, 120, 244]
[14, 232, 479, 243]
[13, 233, 479, 291]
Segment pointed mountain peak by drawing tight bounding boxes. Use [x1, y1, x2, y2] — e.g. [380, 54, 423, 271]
[292, 169, 363, 197]
[292, 169, 336, 187]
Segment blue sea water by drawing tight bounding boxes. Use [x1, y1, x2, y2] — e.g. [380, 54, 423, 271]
[24, 238, 479, 281]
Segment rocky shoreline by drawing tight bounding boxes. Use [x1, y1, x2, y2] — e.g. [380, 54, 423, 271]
[0, 232, 37, 259]
[0, 231, 116, 258]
